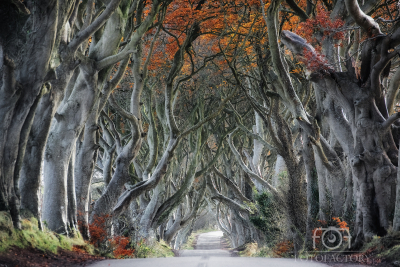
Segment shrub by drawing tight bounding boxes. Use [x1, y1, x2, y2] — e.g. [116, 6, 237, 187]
[135, 239, 152, 258]
[272, 240, 293, 258]
[88, 214, 111, 247]
[249, 192, 283, 245]
[110, 236, 135, 259]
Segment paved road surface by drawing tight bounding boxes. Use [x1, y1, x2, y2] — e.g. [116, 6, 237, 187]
[87, 231, 360, 267]
[179, 231, 230, 257]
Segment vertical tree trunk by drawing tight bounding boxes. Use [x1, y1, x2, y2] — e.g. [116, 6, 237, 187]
[0, 0, 60, 228]
[272, 155, 287, 188]
[139, 179, 165, 238]
[393, 142, 400, 231]
[67, 142, 78, 234]
[164, 205, 183, 244]
[43, 67, 99, 234]
[75, 103, 100, 239]
[19, 51, 79, 226]
[302, 134, 318, 249]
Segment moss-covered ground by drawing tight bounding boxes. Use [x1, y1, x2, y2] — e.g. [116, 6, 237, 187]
[0, 211, 91, 254]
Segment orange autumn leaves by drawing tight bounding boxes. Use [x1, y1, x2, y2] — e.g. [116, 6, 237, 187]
[110, 236, 135, 259]
[142, 1, 349, 93]
[147, 0, 264, 74]
[296, 4, 345, 46]
[88, 214, 135, 259]
[312, 217, 350, 249]
[273, 240, 294, 257]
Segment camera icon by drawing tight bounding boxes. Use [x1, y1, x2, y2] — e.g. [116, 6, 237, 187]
[312, 226, 351, 250]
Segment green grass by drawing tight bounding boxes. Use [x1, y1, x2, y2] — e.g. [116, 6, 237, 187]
[360, 231, 400, 262]
[135, 240, 175, 258]
[180, 234, 196, 250]
[0, 211, 91, 254]
[148, 240, 175, 257]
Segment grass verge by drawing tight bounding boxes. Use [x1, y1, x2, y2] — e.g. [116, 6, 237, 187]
[135, 239, 175, 258]
[0, 211, 92, 254]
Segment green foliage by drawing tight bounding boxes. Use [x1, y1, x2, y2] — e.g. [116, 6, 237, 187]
[0, 211, 89, 254]
[135, 239, 152, 258]
[255, 246, 273, 257]
[149, 240, 175, 258]
[134, 239, 174, 258]
[243, 201, 257, 214]
[278, 171, 288, 180]
[360, 231, 400, 262]
[193, 227, 219, 234]
[249, 192, 282, 245]
[239, 242, 258, 257]
[180, 233, 196, 250]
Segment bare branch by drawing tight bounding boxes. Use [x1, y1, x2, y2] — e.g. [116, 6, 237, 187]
[108, 94, 138, 123]
[212, 167, 250, 203]
[207, 176, 250, 214]
[179, 86, 238, 137]
[345, 0, 381, 36]
[101, 111, 122, 151]
[227, 128, 277, 193]
[68, 0, 123, 53]
[96, 49, 135, 70]
[285, 0, 309, 22]
[382, 112, 400, 130]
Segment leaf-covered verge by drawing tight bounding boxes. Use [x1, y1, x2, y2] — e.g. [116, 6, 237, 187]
[135, 239, 175, 258]
[0, 211, 107, 266]
[358, 232, 400, 264]
[0, 210, 175, 265]
[0, 211, 91, 254]
[234, 233, 400, 266]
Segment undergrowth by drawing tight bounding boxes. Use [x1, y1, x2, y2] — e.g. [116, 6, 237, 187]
[0, 211, 175, 259]
[360, 231, 400, 262]
[133, 239, 174, 258]
[0, 211, 90, 254]
[239, 242, 258, 257]
[88, 213, 174, 258]
[237, 241, 293, 258]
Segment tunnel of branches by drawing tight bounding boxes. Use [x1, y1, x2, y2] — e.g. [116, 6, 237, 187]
[2, 0, 400, 252]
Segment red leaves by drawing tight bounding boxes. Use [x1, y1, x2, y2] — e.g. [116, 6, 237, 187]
[296, 4, 345, 45]
[72, 245, 87, 254]
[88, 214, 135, 258]
[301, 47, 331, 73]
[332, 217, 349, 231]
[109, 236, 135, 259]
[272, 240, 293, 257]
[88, 214, 111, 246]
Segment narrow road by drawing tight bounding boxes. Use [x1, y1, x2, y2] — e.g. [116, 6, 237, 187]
[87, 231, 348, 267]
[179, 231, 230, 257]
